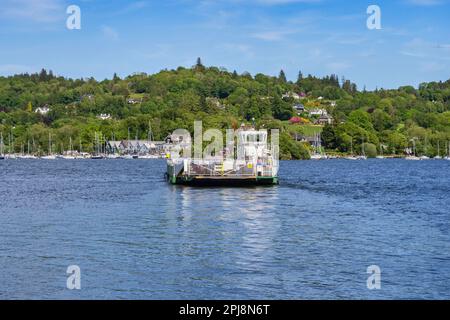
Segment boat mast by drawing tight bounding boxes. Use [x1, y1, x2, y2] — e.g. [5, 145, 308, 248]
[48, 132, 52, 156]
[0, 132, 3, 156]
[8, 131, 12, 156]
[10, 128, 14, 155]
[127, 127, 131, 154]
[350, 137, 353, 156]
[362, 137, 366, 157]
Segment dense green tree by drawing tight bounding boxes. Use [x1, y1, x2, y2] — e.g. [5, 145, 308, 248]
[0, 67, 448, 158]
[278, 70, 287, 84]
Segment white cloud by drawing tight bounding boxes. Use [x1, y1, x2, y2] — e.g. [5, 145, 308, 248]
[399, 51, 425, 58]
[326, 62, 350, 72]
[101, 26, 119, 41]
[405, 0, 444, 5]
[0, 0, 65, 23]
[198, 0, 321, 5]
[420, 62, 441, 72]
[251, 30, 297, 41]
[254, 0, 321, 4]
[218, 43, 254, 58]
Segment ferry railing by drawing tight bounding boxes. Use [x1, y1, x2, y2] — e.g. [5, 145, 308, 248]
[184, 158, 276, 177]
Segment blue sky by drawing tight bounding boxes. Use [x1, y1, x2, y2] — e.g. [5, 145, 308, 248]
[0, 0, 449, 89]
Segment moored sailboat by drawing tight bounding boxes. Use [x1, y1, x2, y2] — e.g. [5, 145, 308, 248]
[344, 138, 358, 160]
[445, 141, 450, 160]
[0, 133, 5, 160]
[405, 138, 420, 160]
[434, 141, 442, 160]
[41, 133, 56, 159]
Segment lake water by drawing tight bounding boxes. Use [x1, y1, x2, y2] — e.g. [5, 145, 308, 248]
[0, 159, 449, 299]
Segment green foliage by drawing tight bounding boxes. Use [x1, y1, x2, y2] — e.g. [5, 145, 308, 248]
[362, 143, 377, 158]
[280, 132, 310, 160]
[0, 66, 449, 157]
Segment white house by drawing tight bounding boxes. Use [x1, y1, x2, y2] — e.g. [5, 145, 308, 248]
[293, 104, 305, 114]
[308, 108, 328, 116]
[315, 114, 334, 125]
[127, 98, 142, 104]
[282, 92, 301, 100]
[98, 114, 112, 120]
[35, 106, 50, 115]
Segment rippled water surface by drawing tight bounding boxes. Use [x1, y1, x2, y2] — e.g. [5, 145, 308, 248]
[0, 159, 449, 299]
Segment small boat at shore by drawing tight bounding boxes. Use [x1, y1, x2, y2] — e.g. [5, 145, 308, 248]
[121, 154, 134, 159]
[310, 154, 327, 160]
[41, 133, 56, 159]
[405, 156, 421, 161]
[19, 154, 38, 159]
[41, 155, 57, 160]
[138, 154, 159, 159]
[345, 139, 357, 160]
[406, 138, 421, 161]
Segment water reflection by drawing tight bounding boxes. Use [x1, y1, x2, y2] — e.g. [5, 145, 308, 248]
[176, 186, 282, 296]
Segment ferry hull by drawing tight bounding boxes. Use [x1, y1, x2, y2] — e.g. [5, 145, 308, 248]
[167, 174, 278, 186]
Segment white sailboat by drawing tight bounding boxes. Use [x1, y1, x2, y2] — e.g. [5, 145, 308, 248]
[405, 138, 420, 160]
[61, 137, 76, 159]
[434, 141, 442, 160]
[310, 132, 327, 160]
[345, 138, 358, 160]
[376, 143, 385, 159]
[421, 136, 431, 160]
[91, 132, 104, 159]
[20, 140, 37, 159]
[357, 138, 367, 160]
[6, 131, 16, 159]
[41, 133, 56, 159]
[445, 141, 450, 160]
[0, 132, 5, 160]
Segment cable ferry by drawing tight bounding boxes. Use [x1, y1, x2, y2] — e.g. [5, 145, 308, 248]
[166, 126, 279, 186]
